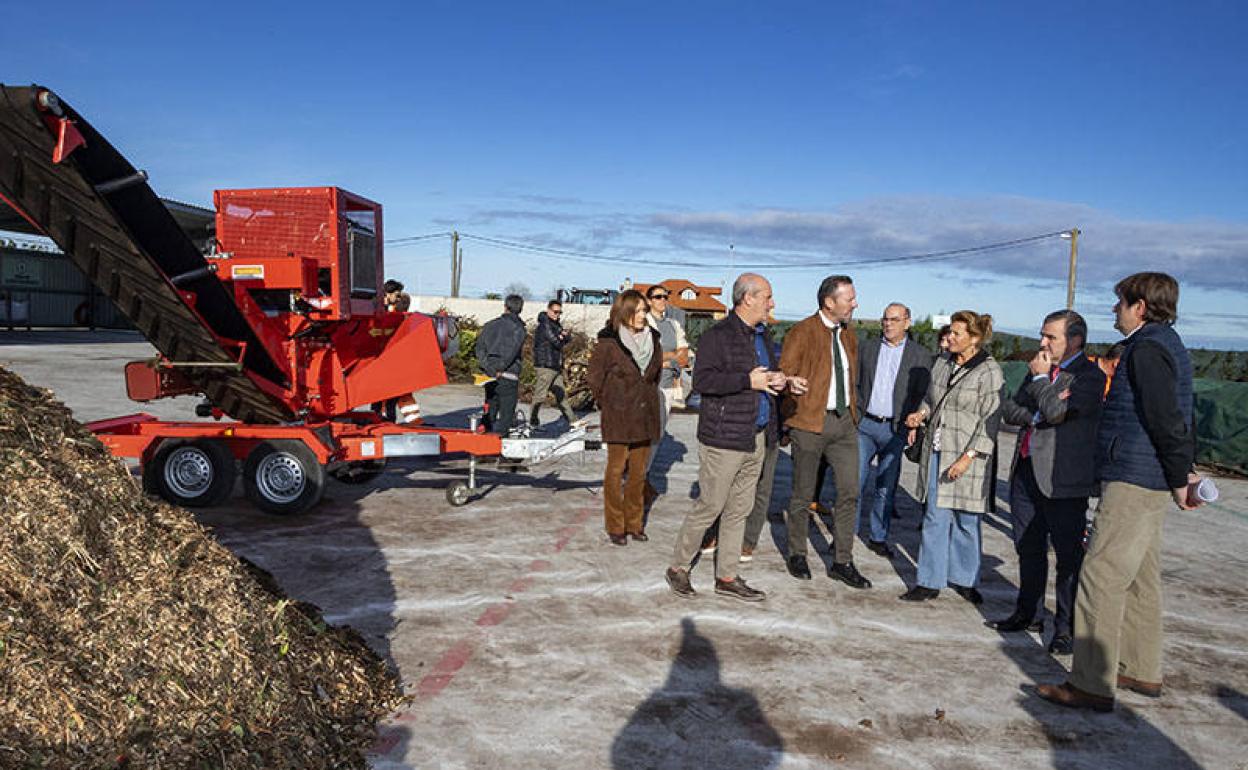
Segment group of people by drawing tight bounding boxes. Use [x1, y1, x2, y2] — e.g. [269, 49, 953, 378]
[472, 286, 691, 541]
[584, 269, 1200, 714]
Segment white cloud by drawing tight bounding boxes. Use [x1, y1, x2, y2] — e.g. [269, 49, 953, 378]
[648, 195, 1248, 291]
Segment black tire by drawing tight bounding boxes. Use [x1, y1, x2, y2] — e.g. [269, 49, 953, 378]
[446, 480, 472, 506]
[243, 440, 326, 515]
[329, 460, 387, 485]
[144, 439, 236, 508]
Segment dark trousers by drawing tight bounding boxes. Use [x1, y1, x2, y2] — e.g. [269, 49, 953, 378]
[786, 410, 859, 563]
[485, 377, 519, 435]
[1010, 458, 1088, 636]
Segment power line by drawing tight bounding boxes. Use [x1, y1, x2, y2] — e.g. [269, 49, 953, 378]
[458, 232, 692, 267]
[382, 228, 1074, 271]
[384, 231, 452, 246]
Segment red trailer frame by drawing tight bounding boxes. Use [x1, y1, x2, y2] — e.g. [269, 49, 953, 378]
[0, 84, 598, 515]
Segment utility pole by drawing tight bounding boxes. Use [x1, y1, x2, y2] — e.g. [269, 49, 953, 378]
[455, 246, 463, 297]
[1064, 228, 1080, 310]
[449, 230, 459, 297]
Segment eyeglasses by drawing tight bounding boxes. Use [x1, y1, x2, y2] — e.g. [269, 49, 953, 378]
[649, 294, 669, 300]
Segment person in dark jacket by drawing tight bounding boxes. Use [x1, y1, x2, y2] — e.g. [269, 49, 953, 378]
[665, 273, 804, 602]
[530, 300, 577, 427]
[989, 310, 1105, 656]
[476, 294, 527, 435]
[1039, 272, 1203, 712]
[855, 302, 932, 558]
[587, 290, 662, 544]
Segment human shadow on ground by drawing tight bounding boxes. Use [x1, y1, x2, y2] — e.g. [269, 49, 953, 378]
[189, 476, 412, 764]
[971, 491, 1204, 768]
[610, 618, 783, 770]
[1215, 685, 1248, 721]
[647, 434, 688, 496]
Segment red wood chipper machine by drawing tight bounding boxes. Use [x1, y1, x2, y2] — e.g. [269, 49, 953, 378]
[0, 85, 598, 515]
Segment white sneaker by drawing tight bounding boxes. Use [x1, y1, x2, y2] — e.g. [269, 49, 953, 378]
[739, 548, 754, 563]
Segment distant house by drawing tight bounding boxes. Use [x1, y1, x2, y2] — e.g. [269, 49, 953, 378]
[633, 280, 727, 347]
[634, 279, 727, 320]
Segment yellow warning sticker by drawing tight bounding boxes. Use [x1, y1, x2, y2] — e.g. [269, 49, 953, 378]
[231, 265, 265, 279]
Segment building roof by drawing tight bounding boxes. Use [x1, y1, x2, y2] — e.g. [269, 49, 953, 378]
[633, 279, 727, 313]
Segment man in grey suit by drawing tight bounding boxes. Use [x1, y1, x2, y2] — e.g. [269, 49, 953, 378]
[855, 302, 932, 558]
[988, 310, 1105, 655]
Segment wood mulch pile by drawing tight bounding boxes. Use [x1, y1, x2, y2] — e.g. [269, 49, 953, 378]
[0, 366, 404, 769]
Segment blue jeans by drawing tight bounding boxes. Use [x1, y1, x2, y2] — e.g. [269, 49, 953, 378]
[856, 419, 905, 542]
[917, 452, 982, 589]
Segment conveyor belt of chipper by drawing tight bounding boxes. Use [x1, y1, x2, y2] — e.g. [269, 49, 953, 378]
[0, 85, 292, 424]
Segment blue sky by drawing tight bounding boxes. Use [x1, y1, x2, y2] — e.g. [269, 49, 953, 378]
[3, 1, 1246, 347]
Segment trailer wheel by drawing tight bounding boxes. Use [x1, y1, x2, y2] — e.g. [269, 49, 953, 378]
[243, 440, 326, 515]
[329, 460, 387, 485]
[145, 439, 236, 508]
[445, 480, 472, 507]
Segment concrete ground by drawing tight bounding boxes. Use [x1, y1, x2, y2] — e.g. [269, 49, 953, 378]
[3, 330, 1247, 770]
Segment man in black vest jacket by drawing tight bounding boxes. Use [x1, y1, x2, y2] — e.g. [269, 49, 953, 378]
[665, 273, 804, 602]
[530, 299, 576, 427]
[1039, 272, 1201, 712]
[990, 310, 1104, 656]
[476, 294, 527, 435]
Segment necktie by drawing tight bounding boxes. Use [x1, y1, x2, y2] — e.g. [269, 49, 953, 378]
[832, 326, 846, 412]
[1020, 367, 1059, 458]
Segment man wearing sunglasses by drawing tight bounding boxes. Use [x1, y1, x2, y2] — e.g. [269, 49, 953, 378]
[531, 299, 577, 428]
[645, 285, 691, 498]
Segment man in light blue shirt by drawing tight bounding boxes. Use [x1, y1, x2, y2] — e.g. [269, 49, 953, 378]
[855, 303, 932, 557]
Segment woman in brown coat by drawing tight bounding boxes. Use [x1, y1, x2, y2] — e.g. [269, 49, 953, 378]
[587, 290, 663, 545]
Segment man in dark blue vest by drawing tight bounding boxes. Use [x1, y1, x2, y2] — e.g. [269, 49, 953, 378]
[1038, 272, 1201, 712]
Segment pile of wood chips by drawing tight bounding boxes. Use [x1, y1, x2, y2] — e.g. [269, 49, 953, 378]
[0, 366, 404, 768]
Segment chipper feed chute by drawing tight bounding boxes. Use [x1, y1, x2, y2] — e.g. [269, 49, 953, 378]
[0, 84, 293, 423]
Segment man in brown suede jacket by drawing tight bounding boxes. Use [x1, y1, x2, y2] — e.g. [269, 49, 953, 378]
[778, 275, 871, 588]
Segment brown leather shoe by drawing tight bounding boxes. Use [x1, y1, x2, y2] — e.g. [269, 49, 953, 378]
[1117, 675, 1163, 698]
[1036, 682, 1114, 712]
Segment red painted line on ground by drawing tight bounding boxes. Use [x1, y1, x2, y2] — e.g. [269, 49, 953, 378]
[369, 504, 596, 759]
[506, 575, 537, 594]
[475, 602, 515, 627]
[413, 638, 476, 700]
[553, 507, 594, 552]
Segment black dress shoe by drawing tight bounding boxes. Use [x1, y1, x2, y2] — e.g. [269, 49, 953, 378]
[985, 612, 1043, 633]
[828, 561, 871, 589]
[951, 584, 984, 605]
[866, 540, 894, 558]
[609, 534, 628, 546]
[786, 555, 812, 580]
[1048, 633, 1074, 655]
[899, 585, 940, 601]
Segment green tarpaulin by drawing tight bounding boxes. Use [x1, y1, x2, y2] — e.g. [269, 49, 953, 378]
[999, 361, 1246, 475]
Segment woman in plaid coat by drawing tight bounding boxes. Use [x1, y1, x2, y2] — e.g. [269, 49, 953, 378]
[901, 310, 1004, 603]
